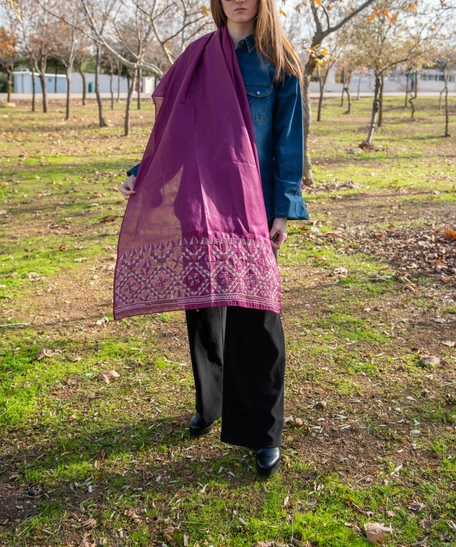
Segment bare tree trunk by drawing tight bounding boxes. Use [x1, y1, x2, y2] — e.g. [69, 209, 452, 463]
[110, 70, 114, 110]
[357, 73, 362, 99]
[38, 71, 48, 113]
[124, 70, 137, 137]
[340, 68, 344, 107]
[404, 72, 409, 108]
[344, 85, 351, 114]
[444, 69, 450, 137]
[366, 73, 381, 144]
[137, 68, 141, 110]
[95, 46, 107, 127]
[54, 64, 58, 94]
[409, 96, 415, 119]
[317, 67, 331, 122]
[414, 70, 418, 98]
[65, 69, 71, 120]
[31, 66, 36, 112]
[78, 67, 87, 106]
[378, 74, 384, 128]
[6, 69, 12, 103]
[117, 60, 121, 102]
[302, 60, 315, 186]
[317, 68, 323, 122]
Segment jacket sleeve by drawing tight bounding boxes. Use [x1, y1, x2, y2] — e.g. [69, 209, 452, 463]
[272, 75, 309, 220]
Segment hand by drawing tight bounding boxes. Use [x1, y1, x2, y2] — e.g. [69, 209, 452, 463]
[269, 217, 287, 249]
[119, 175, 136, 200]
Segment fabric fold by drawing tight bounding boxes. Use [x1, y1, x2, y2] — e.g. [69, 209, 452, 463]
[113, 26, 281, 319]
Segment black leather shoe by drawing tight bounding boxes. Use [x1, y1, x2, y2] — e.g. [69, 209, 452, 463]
[189, 413, 214, 438]
[256, 447, 281, 477]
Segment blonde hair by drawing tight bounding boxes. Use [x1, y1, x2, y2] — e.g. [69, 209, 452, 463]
[210, 0, 303, 83]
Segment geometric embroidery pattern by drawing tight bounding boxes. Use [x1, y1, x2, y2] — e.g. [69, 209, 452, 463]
[114, 235, 281, 319]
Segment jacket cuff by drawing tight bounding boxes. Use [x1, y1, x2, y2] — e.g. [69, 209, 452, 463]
[127, 163, 141, 177]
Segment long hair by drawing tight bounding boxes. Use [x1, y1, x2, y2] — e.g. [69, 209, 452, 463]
[210, 0, 303, 83]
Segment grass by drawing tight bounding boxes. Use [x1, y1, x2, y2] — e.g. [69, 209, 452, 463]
[0, 95, 455, 546]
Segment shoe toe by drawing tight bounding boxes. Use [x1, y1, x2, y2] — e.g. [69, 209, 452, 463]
[256, 447, 281, 477]
[189, 413, 214, 438]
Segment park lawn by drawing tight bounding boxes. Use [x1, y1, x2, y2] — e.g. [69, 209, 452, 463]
[0, 95, 455, 547]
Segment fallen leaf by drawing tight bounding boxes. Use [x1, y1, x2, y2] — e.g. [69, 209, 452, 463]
[420, 518, 432, 530]
[83, 518, 97, 529]
[386, 510, 396, 517]
[420, 356, 440, 367]
[332, 267, 348, 277]
[408, 501, 426, 512]
[96, 316, 109, 326]
[364, 523, 393, 544]
[404, 283, 419, 292]
[79, 533, 96, 547]
[98, 373, 111, 384]
[433, 317, 446, 324]
[98, 370, 120, 384]
[35, 348, 55, 361]
[126, 508, 141, 522]
[68, 355, 82, 362]
[99, 214, 119, 223]
[163, 526, 179, 540]
[441, 341, 455, 348]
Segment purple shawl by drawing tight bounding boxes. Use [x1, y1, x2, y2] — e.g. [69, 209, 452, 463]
[113, 26, 281, 319]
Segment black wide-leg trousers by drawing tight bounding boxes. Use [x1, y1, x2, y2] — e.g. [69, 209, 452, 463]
[185, 306, 285, 448]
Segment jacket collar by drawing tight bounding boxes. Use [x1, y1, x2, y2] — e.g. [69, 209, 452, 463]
[235, 34, 256, 54]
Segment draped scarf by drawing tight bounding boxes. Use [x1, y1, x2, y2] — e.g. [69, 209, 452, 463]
[113, 26, 281, 319]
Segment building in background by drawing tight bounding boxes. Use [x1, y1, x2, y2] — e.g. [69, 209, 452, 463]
[11, 67, 456, 96]
[12, 69, 156, 95]
[313, 67, 456, 94]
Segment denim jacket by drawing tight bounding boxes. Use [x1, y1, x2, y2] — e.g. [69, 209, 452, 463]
[128, 33, 309, 222]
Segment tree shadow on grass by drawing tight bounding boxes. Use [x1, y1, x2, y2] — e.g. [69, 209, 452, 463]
[0, 413, 263, 532]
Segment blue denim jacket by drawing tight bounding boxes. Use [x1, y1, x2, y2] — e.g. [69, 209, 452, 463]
[128, 34, 309, 222]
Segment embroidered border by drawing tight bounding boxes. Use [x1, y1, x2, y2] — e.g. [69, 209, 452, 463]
[114, 236, 281, 318]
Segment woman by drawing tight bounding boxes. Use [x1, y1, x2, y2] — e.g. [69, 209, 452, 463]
[116, 0, 308, 477]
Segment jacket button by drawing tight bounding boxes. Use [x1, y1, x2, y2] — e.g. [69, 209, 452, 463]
[257, 91, 261, 95]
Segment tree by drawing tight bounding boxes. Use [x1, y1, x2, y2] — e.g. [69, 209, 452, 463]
[0, 25, 19, 102]
[100, 49, 120, 110]
[290, 0, 378, 185]
[19, 0, 55, 113]
[313, 42, 338, 121]
[51, 7, 86, 120]
[344, 0, 434, 144]
[35, 0, 211, 134]
[108, 2, 156, 136]
[74, 47, 93, 107]
[335, 24, 370, 114]
[1, 0, 22, 20]
[79, 0, 121, 127]
[435, 41, 456, 137]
